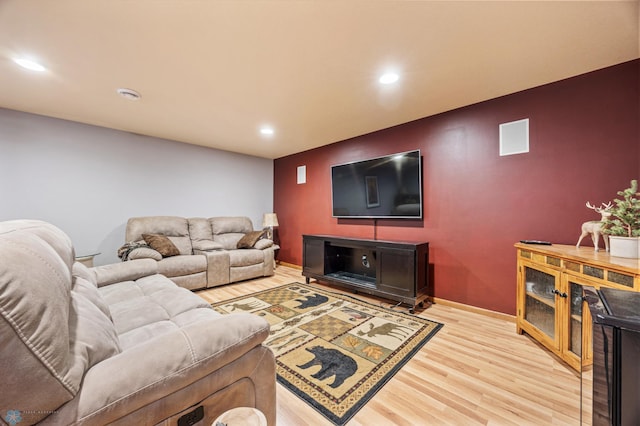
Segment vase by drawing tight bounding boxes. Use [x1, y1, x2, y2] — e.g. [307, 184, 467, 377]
[608, 236, 640, 259]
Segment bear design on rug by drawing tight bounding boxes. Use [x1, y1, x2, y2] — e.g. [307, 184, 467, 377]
[297, 346, 357, 388]
[294, 293, 329, 309]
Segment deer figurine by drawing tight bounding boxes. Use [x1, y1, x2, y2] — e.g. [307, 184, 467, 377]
[576, 201, 613, 251]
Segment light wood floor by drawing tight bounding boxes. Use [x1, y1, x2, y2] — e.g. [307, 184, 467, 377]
[196, 265, 583, 426]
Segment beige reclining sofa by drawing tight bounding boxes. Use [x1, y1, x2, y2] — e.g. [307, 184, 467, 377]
[122, 216, 277, 290]
[0, 220, 276, 425]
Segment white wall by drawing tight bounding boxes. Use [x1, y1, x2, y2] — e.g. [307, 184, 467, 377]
[0, 108, 274, 265]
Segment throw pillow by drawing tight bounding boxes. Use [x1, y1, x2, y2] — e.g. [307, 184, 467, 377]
[237, 230, 265, 249]
[142, 234, 180, 257]
[254, 239, 274, 250]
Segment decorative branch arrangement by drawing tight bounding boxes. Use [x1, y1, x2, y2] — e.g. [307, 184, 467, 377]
[602, 179, 640, 238]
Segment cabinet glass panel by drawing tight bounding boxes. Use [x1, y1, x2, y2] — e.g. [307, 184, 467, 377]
[524, 267, 555, 339]
[569, 282, 582, 357]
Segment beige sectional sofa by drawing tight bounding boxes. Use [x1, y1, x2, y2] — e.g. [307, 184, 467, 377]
[123, 216, 277, 290]
[0, 220, 276, 425]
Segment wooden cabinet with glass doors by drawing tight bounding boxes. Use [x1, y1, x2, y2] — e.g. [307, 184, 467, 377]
[515, 243, 640, 371]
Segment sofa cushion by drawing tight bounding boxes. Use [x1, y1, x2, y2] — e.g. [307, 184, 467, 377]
[167, 236, 193, 255]
[188, 217, 213, 241]
[66, 292, 121, 387]
[237, 230, 265, 249]
[143, 234, 180, 257]
[98, 274, 214, 350]
[230, 263, 266, 283]
[99, 273, 173, 305]
[215, 233, 245, 250]
[157, 255, 207, 277]
[228, 249, 264, 267]
[210, 217, 256, 250]
[170, 272, 208, 291]
[210, 217, 253, 235]
[126, 216, 193, 255]
[72, 263, 112, 319]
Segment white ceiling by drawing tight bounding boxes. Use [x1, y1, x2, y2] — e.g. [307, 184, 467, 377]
[1, 1, 638, 159]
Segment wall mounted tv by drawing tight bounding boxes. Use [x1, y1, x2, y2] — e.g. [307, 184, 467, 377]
[331, 150, 423, 219]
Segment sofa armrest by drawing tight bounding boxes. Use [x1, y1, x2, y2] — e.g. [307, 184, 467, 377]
[199, 250, 230, 287]
[126, 247, 162, 261]
[93, 259, 158, 287]
[51, 313, 271, 425]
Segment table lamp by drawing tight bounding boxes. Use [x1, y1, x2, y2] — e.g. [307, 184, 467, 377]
[262, 213, 279, 240]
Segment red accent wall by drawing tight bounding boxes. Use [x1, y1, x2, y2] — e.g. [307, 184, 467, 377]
[274, 60, 639, 315]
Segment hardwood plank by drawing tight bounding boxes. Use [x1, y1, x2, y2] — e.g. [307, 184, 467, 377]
[196, 265, 582, 425]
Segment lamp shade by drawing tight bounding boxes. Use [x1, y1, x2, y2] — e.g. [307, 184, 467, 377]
[262, 213, 279, 227]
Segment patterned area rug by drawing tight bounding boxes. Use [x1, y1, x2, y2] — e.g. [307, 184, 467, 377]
[212, 282, 443, 425]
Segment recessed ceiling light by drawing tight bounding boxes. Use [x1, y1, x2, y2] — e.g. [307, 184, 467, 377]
[260, 127, 275, 136]
[116, 88, 141, 101]
[13, 58, 46, 72]
[379, 72, 399, 85]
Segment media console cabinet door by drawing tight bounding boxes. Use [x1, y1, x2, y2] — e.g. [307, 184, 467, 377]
[515, 242, 640, 372]
[303, 237, 324, 276]
[377, 247, 415, 297]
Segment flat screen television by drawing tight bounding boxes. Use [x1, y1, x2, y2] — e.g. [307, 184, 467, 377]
[331, 150, 422, 219]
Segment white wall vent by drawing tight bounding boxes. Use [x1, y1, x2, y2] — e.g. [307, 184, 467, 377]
[499, 118, 529, 156]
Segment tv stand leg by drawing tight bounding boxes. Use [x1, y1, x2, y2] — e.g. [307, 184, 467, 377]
[305, 277, 310, 284]
[409, 301, 425, 314]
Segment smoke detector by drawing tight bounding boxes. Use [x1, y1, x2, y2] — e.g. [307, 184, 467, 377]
[116, 88, 141, 101]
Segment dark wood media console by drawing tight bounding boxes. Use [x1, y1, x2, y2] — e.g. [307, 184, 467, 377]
[302, 235, 430, 313]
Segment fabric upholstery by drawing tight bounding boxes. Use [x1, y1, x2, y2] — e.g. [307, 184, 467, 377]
[72, 263, 112, 319]
[170, 271, 208, 291]
[214, 232, 245, 250]
[231, 263, 266, 283]
[1, 220, 276, 426]
[122, 216, 276, 290]
[193, 240, 223, 251]
[210, 216, 253, 235]
[200, 250, 230, 287]
[237, 230, 266, 249]
[0, 220, 77, 423]
[230, 249, 265, 267]
[127, 246, 162, 260]
[157, 254, 207, 277]
[188, 218, 223, 251]
[66, 291, 121, 387]
[188, 217, 214, 241]
[94, 258, 158, 287]
[254, 238, 274, 250]
[142, 233, 180, 257]
[126, 216, 193, 255]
